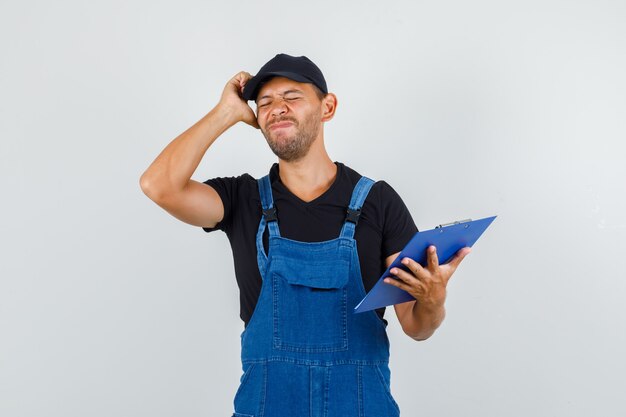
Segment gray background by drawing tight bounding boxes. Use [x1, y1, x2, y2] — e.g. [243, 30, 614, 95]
[1, 0, 625, 416]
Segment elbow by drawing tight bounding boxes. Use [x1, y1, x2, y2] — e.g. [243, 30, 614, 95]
[139, 172, 153, 196]
[401, 317, 443, 341]
[409, 332, 433, 342]
[139, 172, 165, 202]
[404, 328, 435, 342]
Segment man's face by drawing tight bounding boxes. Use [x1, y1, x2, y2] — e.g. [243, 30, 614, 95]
[255, 77, 323, 162]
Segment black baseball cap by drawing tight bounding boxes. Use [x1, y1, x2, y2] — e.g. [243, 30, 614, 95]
[242, 53, 328, 102]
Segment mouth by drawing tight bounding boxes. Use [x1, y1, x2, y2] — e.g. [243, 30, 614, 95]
[269, 121, 294, 130]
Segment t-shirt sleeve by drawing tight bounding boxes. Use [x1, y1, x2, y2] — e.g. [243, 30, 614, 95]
[378, 180, 419, 258]
[200, 176, 238, 233]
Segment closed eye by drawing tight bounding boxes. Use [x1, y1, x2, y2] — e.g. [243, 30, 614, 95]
[258, 97, 300, 107]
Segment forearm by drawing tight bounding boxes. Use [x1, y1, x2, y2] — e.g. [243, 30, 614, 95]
[400, 300, 446, 341]
[140, 105, 235, 198]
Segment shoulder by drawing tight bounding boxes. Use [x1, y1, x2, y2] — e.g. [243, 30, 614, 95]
[338, 162, 403, 203]
[202, 173, 260, 201]
[203, 172, 257, 188]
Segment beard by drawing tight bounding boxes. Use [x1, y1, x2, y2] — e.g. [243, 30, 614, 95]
[260, 110, 321, 162]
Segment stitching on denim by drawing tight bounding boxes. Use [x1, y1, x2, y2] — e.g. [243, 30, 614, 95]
[243, 357, 389, 367]
[357, 365, 363, 417]
[272, 273, 280, 350]
[259, 362, 267, 417]
[323, 366, 331, 417]
[309, 367, 313, 417]
[374, 364, 400, 415]
[233, 363, 256, 411]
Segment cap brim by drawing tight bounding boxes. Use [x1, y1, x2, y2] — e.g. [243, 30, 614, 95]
[242, 71, 312, 101]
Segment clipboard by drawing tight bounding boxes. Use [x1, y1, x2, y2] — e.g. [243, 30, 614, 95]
[353, 215, 497, 313]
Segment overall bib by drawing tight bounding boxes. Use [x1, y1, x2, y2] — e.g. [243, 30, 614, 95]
[232, 174, 400, 417]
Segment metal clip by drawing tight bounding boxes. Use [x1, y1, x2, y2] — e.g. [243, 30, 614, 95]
[435, 218, 472, 229]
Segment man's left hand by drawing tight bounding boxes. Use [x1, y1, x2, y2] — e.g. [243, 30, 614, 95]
[384, 245, 471, 308]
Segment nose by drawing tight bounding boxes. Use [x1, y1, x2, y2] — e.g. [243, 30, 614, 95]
[269, 98, 288, 118]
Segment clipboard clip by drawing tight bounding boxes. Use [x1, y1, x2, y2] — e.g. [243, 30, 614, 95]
[435, 218, 472, 229]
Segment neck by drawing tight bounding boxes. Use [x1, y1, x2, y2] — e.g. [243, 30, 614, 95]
[277, 141, 337, 203]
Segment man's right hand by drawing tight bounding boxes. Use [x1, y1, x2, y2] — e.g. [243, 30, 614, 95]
[140, 71, 263, 230]
[218, 71, 260, 129]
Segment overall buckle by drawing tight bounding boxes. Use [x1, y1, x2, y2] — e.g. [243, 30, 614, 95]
[262, 207, 278, 222]
[345, 208, 361, 224]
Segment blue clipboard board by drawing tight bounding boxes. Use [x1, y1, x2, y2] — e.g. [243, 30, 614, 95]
[354, 215, 497, 313]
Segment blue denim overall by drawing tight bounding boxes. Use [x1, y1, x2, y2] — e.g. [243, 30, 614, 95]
[232, 174, 400, 417]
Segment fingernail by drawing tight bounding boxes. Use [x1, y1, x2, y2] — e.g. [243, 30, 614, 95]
[401, 258, 409, 265]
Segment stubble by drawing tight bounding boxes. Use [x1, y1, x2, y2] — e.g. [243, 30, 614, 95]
[260, 110, 321, 162]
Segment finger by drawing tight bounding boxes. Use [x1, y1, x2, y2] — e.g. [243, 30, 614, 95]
[383, 276, 418, 294]
[448, 247, 472, 271]
[236, 72, 251, 87]
[427, 245, 439, 271]
[400, 257, 427, 281]
[389, 267, 420, 286]
[241, 73, 251, 85]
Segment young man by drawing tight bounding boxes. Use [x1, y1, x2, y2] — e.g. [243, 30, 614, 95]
[140, 53, 470, 417]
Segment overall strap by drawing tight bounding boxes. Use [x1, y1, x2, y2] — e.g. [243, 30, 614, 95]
[257, 174, 281, 238]
[255, 175, 280, 277]
[339, 176, 376, 239]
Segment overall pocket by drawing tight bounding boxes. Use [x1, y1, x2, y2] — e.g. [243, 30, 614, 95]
[272, 257, 350, 352]
[361, 365, 400, 417]
[233, 362, 265, 417]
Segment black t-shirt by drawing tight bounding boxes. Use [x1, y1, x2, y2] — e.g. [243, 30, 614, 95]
[202, 161, 418, 327]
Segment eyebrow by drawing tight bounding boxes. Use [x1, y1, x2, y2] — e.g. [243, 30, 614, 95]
[257, 89, 304, 101]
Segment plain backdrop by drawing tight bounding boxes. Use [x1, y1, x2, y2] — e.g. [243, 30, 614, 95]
[1, 0, 625, 416]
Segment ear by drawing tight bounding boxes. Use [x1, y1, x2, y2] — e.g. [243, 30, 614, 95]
[320, 93, 338, 122]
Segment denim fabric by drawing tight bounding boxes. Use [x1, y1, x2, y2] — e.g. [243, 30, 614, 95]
[232, 175, 400, 417]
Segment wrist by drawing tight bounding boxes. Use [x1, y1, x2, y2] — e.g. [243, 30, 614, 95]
[414, 298, 445, 314]
[211, 103, 239, 129]
[413, 300, 446, 329]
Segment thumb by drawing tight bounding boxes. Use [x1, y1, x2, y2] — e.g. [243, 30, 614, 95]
[243, 106, 260, 129]
[449, 247, 471, 271]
